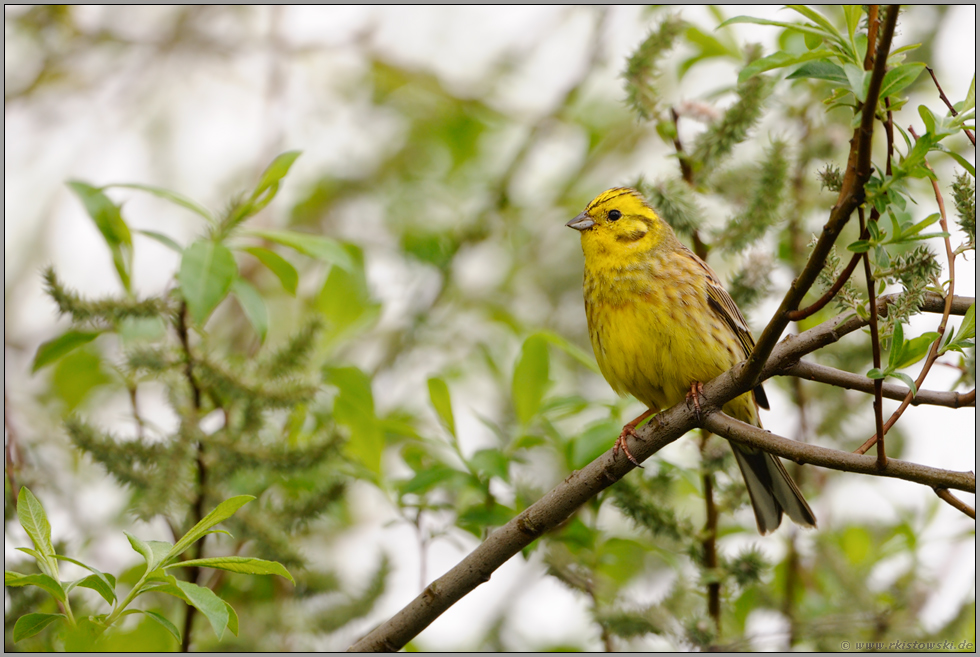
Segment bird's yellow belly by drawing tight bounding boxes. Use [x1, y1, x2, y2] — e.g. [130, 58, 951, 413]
[588, 295, 754, 420]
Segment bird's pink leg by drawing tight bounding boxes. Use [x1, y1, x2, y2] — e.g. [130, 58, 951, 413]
[614, 407, 657, 467]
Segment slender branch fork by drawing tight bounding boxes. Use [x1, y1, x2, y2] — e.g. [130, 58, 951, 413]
[348, 292, 975, 652]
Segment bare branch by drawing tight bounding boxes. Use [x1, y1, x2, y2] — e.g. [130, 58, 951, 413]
[785, 247, 863, 321]
[858, 208, 888, 467]
[934, 487, 976, 519]
[703, 412, 975, 493]
[784, 360, 975, 408]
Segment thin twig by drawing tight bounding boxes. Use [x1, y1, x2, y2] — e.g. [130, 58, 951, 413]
[784, 360, 975, 408]
[933, 487, 976, 519]
[670, 106, 695, 185]
[856, 128, 958, 456]
[699, 431, 720, 637]
[786, 248, 864, 321]
[127, 383, 145, 441]
[176, 301, 207, 653]
[926, 66, 976, 146]
[858, 208, 887, 468]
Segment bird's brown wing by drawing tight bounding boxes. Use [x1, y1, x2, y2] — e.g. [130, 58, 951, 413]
[686, 249, 770, 410]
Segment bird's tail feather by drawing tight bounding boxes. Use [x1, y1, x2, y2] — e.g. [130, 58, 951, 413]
[731, 444, 817, 534]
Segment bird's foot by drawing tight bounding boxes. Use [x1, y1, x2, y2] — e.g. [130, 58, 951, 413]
[613, 407, 656, 467]
[614, 425, 643, 468]
[686, 381, 705, 422]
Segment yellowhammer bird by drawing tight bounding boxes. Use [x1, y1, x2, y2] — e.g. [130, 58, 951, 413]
[567, 187, 816, 534]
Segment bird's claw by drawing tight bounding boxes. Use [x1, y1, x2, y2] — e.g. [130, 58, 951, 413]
[614, 426, 643, 468]
[687, 381, 705, 422]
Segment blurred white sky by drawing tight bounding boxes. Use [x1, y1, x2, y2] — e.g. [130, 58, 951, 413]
[4, 6, 975, 651]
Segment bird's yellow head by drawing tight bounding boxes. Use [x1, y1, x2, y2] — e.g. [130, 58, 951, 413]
[566, 188, 667, 260]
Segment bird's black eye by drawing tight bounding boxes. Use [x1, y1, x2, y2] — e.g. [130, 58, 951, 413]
[608, 210, 622, 221]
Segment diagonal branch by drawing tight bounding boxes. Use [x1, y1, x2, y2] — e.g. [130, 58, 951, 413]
[348, 291, 974, 652]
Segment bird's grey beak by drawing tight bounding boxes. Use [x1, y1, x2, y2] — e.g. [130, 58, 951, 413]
[566, 213, 595, 231]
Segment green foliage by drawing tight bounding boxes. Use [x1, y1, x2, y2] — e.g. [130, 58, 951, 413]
[6, 5, 974, 652]
[6, 488, 291, 648]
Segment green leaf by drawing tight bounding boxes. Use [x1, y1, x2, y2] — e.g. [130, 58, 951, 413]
[469, 448, 510, 482]
[960, 74, 976, 112]
[918, 105, 938, 134]
[13, 613, 65, 642]
[54, 555, 116, 600]
[125, 532, 174, 572]
[398, 465, 464, 495]
[847, 239, 871, 253]
[843, 63, 870, 102]
[15, 547, 44, 561]
[67, 181, 133, 292]
[125, 609, 181, 644]
[785, 5, 839, 36]
[17, 488, 55, 563]
[168, 496, 255, 563]
[248, 229, 354, 272]
[427, 377, 457, 437]
[720, 16, 835, 41]
[535, 331, 600, 374]
[888, 371, 918, 397]
[241, 246, 298, 296]
[569, 420, 622, 470]
[512, 334, 550, 425]
[842, 5, 862, 40]
[250, 151, 302, 205]
[106, 183, 214, 222]
[327, 366, 383, 474]
[4, 572, 66, 601]
[224, 601, 240, 637]
[738, 49, 834, 84]
[894, 333, 940, 370]
[175, 580, 229, 640]
[879, 63, 926, 99]
[32, 331, 100, 372]
[866, 368, 885, 380]
[230, 278, 268, 343]
[63, 617, 105, 651]
[887, 322, 906, 370]
[137, 229, 183, 253]
[315, 244, 380, 346]
[74, 573, 116, 605]
[204, 529, 234, 539]
[786, 59, 848, 83]
[177, 240, 238, 326]
[940, 303, 976, 355]
[169, 556, 294, 584]
[931, 144, 976, 177]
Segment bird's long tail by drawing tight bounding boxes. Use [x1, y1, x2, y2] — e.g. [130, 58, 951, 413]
[731, 444, 817, 534]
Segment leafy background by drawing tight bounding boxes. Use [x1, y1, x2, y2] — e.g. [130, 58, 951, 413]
[4, 5, 975, 651]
